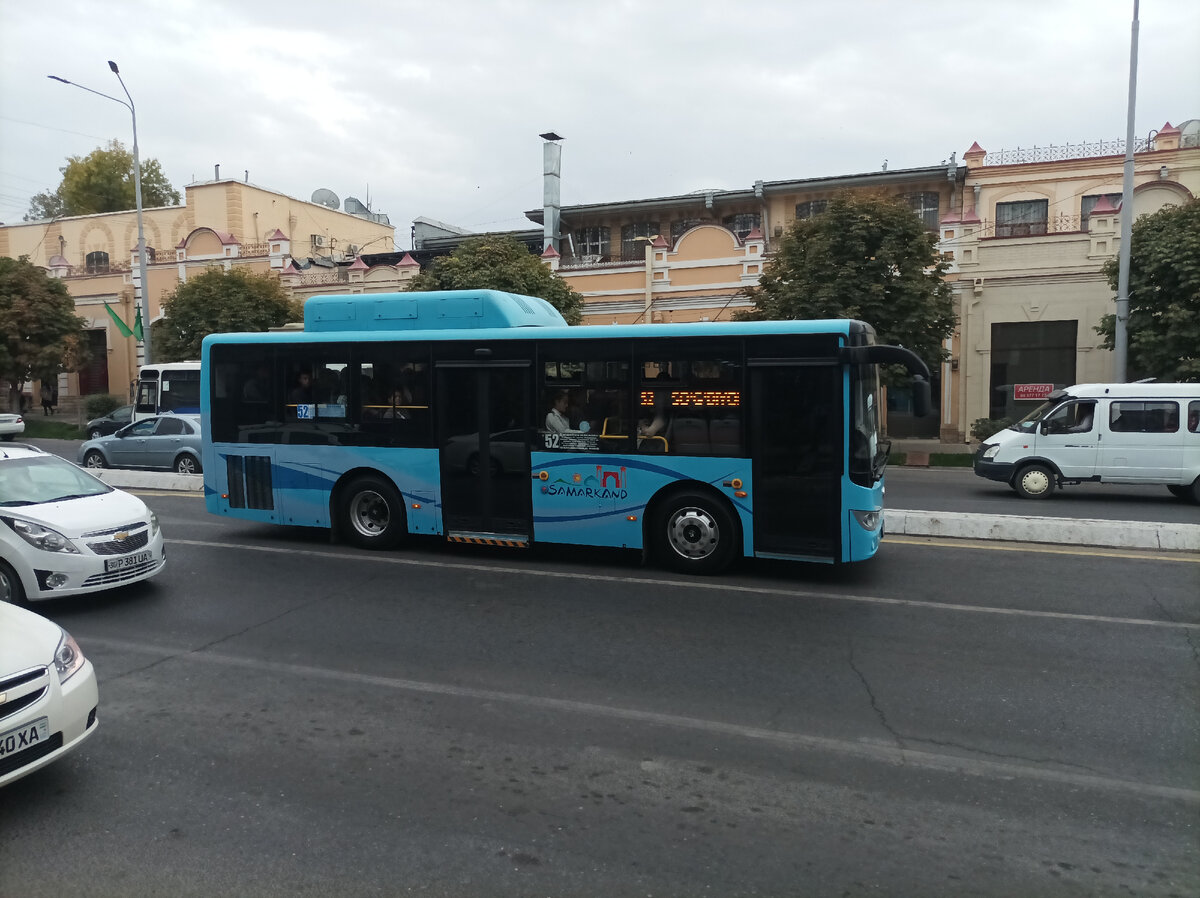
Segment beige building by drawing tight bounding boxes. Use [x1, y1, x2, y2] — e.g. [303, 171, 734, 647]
[0, 177, 398, 407]
[939, 120, 1199, 441]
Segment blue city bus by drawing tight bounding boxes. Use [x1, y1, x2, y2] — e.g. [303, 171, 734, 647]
[200, 290, 930, 573]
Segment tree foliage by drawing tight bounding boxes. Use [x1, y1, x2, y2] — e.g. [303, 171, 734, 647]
[737, 192, 956, 377]
[1096, 199, 1200, 382]
[406, 236, 583, 324]
[25, 140, 181, 221]
[0, 257, 89, 405]
[155, 268, 301, 361]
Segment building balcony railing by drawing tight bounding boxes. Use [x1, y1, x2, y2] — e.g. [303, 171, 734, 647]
[979, 213, 1083, 238]
[982, 138, 1152, 165]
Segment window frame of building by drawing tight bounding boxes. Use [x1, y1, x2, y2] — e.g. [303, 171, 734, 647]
[572, 226, 610, 263]
[620, 221, 661, 262]
[85, 250, 110, 274]
[1080, 193, 1122, 232]
[795, 200, 828, 220]
[669, 218, 706, 245]
[722, 212, 761, 241]
[995, 199, 1049, 238]
[904, 192, 940, 231]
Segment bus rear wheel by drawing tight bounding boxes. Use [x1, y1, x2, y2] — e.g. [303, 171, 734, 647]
[652, 490, 737, 575]
[339, 475, 406, 549]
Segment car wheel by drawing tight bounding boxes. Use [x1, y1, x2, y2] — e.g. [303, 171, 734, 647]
[339, 474, 406, 550]
[89, 428, 103, 440]
[0, 559, 25, 605]
[83, 449, 108, 469]
[651, 490, 738, 575]
[175, 455, 201, 475]
[1013, 463, 1056, 499]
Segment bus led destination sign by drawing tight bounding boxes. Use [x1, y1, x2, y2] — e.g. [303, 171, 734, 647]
[1014, 383, 1055, 401]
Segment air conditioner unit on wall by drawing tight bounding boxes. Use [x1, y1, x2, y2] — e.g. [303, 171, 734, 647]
[311, 234, 326, 247]
[347, 244, 359, 255]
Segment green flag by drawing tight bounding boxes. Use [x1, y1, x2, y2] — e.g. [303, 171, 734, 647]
[103, 303, 134, 338]
[133, 306, 144, 341]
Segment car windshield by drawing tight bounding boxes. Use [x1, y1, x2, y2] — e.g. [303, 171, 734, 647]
[0, 455, 112, 506]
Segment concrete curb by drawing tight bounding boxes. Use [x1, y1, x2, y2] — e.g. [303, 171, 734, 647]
[889, 509, 1200, 552]
[88, 469, 204, 493]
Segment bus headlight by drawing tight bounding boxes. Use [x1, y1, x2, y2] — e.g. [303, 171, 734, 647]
[982, 444, 1000, 460]
[852, 509, 882, 531]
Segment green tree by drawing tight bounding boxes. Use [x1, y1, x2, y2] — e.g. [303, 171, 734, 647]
[406, 236, 583, 324]
[1096, 199, 1200, 382]
[0, 257, 89, 408]
[737, 192, 956, 377]
[154, 268, 301, 361]
[24, 140, 181, 221]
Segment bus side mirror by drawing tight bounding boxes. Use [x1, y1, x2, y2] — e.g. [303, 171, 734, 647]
[911, 376, 931, 418]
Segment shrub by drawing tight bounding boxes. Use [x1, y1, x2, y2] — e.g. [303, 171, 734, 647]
[84, 393, 124, 418]
[971, 417, 1014, 441]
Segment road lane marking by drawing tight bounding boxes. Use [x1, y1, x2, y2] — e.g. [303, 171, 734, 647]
[885, 535, 1200, 563]
[167, 537, 1200, 632]
[85, 634, 1200, 806]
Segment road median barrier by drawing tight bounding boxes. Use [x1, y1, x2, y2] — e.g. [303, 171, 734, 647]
[888, 509, 1200, 552]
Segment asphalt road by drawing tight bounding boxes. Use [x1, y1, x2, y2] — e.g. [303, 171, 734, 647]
[2, 493, 1197, 897]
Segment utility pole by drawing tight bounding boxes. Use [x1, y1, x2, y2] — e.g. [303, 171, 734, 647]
[1114, 0, 1140, 382]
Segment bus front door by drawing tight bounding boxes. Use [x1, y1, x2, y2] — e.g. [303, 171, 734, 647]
[436, 363, 532, 545]
[749, 363, 841, 562]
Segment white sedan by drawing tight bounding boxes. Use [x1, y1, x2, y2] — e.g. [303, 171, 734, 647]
[1, 444, 165, 603]
[0, 412, 24, 441]
[0, 603, 99, 787]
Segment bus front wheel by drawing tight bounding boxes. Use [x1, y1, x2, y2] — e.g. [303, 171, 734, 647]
[652, 490, 737, 575]
[339, 475, 407, 550]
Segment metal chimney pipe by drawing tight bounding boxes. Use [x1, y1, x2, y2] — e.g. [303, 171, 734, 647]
[214, 164, 220, 180]
[540, 133, 563, 253]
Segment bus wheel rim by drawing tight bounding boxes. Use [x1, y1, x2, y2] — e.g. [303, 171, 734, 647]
[667, 507, 719, 559]
[350, 490, 389, 537]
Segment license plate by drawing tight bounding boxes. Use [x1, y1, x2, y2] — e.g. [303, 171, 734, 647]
[105, 550, 153, 572]
[0, 717, 49, 759]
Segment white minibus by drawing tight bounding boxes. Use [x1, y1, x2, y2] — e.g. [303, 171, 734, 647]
[974, 383, 1200, 502]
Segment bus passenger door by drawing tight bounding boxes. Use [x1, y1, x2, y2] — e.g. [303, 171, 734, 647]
[749, 362, 841, 561]
[436, 363, 532, 544]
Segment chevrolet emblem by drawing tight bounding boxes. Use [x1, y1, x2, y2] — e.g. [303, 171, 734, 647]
[115, 531, 129, 541]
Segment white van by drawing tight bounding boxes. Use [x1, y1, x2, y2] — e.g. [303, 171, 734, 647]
[974, 383, 1200, 502]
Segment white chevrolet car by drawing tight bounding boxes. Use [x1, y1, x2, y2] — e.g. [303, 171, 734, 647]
[0, 602, 99, 786]
[0, 444, 165, 603]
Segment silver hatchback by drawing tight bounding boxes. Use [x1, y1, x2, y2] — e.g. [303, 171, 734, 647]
[78, 414, 203, 474]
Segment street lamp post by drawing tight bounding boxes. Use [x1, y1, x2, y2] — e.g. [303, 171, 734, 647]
[48, 62, 152, 365]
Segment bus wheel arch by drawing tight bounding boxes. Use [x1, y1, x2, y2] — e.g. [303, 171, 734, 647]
[332, 470, 408, 549]
[646, 484, 740, 575]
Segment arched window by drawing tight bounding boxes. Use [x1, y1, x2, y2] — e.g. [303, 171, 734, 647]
[85, 251, 110, 274]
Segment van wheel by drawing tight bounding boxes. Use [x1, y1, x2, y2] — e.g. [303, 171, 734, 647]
[1172, 477, 1200, 504]
[1013, 463, 1056, 499]
[339, 475, 407, 549]
[651, 490, 737, 575]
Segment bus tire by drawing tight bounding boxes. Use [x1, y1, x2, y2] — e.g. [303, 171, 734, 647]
[651, 489, 737, 575]
[1013, 463, 1055, 499]
[339, 474, 407, 550]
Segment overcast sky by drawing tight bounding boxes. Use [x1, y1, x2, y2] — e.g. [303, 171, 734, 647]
[1, 0, 1197, 246]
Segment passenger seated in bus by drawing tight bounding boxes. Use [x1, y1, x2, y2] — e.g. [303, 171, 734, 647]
[289, 371, 313, 404]
[383, 388, 411, 420]
[545, 390, 572, 433]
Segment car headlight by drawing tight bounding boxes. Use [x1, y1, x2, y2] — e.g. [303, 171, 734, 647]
[54, 629, 86, 684]
[982, 444, 1000, 460]
[150, 512, 160, 536]
[3, 517, 81, 554]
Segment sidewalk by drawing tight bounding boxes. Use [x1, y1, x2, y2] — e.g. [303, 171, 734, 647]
[889, 438, 975, 467]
